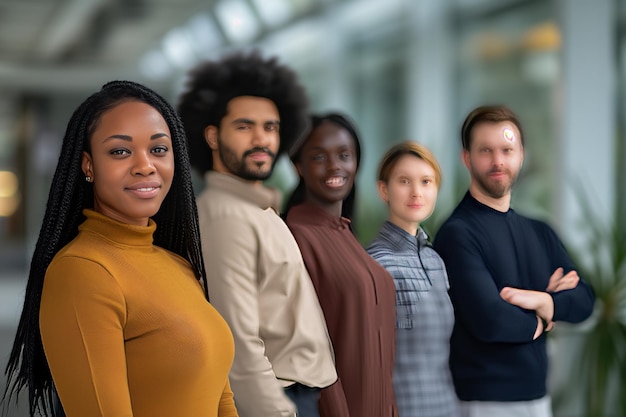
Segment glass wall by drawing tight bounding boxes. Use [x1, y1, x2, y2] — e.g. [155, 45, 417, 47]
[618, 0, 626, 225]
[455, 0, 559, 218]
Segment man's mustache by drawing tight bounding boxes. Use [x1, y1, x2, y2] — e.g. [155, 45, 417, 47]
[244, 147, 276, 159]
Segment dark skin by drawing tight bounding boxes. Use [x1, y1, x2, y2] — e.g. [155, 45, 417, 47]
[295, 121, 358, 218]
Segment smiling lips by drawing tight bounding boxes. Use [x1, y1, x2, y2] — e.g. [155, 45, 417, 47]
[126, 181, 161, 198]
[324, 176, 346, 188]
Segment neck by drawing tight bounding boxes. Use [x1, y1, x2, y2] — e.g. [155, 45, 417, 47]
[388, 217, 418, 236]
[469, 183, 511, 212]
[213, 166, 262, 187]
[305, 197, 343, 218]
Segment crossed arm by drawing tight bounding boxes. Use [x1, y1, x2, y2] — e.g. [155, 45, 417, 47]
[500, 267, 579, 338]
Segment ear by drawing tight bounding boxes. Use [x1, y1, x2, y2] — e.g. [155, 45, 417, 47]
[295, 161, 303, 177]
[204, 125, 218, 151]
[462, 149, 471, 170]
[377, 180, 388, 203]
[82, 151, 93, 179]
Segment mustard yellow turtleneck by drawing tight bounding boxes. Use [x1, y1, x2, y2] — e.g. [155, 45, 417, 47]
[40, 209, 238, 417]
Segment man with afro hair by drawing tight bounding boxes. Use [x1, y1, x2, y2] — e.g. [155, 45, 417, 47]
[178, 51, 339, 417]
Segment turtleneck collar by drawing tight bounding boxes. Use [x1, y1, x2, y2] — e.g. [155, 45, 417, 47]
[79, 209, 156, 247]
[287, 202, 351, 230]
[205, 171, 282, 213]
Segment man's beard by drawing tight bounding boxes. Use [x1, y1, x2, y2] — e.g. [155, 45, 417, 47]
[217, 139, 277, 181]
[471, 166, 518, 199]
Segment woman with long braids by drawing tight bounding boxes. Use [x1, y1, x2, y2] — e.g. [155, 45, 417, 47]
[2, 81, 238, 417]
[283, 113, 397, 417]
[367, 142, 460, 417]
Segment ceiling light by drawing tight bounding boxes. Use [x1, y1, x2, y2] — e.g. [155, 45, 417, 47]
[162, 27, 197, 69]
[215, 0, 260, 43]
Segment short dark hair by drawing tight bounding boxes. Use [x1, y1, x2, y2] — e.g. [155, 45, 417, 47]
[461, 105, 524, 150]
[284, 112, 362, 222]
[3, 80, 208, 417]
[177, 50, 309, 174]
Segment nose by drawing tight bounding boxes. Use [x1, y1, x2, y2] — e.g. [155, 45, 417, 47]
[492, 151, 505, 166]
[251, 125, 272, 147]
[327, 155, 340, 172]
[411, 184, 421, 197]
[131, 152, 155, 176]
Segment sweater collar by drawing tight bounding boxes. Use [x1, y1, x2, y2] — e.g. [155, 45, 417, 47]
[379, 220, 430, 249]
[464, 191, 513, 215]
[205, 171, 282, 213]
[287, 203, 351, 229]
[79, 209, 155, 247]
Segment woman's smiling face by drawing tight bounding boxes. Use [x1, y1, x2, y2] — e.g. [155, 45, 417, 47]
[296, 121, 358, 210]
[82, 100, 174, 226]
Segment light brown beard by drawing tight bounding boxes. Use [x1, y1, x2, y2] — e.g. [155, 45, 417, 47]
[471, 166, 518, 199]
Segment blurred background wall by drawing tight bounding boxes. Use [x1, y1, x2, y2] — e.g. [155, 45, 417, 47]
[1, 0, 624, 415]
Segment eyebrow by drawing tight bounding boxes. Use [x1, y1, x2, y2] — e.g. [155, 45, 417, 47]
[102, 133, 170, 142]
[308, 145, 352, 152]
[231, 118, 280, 125]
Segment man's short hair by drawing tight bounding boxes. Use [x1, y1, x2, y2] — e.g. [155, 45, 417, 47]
[461, 105, 524, 151]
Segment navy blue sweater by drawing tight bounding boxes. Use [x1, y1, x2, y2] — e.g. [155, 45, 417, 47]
[433, 192, 594, 402]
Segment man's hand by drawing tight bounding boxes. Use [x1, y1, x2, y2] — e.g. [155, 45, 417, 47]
[546, 267, 579, 293]
[500, 287, 554, 331]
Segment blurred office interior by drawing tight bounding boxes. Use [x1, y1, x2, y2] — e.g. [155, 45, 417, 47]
[0, 0, 624, 416]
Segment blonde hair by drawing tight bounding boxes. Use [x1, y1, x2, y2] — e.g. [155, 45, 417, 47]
[377, 141, 442, 188]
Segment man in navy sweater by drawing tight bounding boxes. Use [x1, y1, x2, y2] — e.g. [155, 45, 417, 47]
[434, 105, 595, 417]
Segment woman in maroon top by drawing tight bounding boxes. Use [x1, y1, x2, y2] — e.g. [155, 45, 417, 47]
[284, 113, 397, 417]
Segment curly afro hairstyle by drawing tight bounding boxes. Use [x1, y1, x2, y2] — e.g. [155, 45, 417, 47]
[177, 50, 310, 174]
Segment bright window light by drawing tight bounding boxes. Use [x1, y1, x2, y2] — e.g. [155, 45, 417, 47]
[162, 27, 197, 69]
[250, 0, 293, 27]
[215, 0, 260, 43]
[139, 49, 173, 81]
[186, 13, 223, 58]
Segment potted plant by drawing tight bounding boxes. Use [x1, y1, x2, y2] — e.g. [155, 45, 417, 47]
[552, 181, 626, 417]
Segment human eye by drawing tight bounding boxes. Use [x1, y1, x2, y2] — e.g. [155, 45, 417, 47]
[398, 178, 410, 185]
[311, 153, 326, 161]
[152, 145, 169, 155]
[110, 148, 130, 157]
[339, 152, 352, 160]
[265, 123, 279, 132]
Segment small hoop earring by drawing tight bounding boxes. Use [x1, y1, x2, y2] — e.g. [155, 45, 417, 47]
[85, 176, 91, 183]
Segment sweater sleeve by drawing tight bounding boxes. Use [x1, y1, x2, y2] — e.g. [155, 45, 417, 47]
[201, 216, 297, 417]
[40, 256, 133, 417]
[434, 221, 538, 343]
[541, 224, 595, 323]
[218, 380, 240, 417]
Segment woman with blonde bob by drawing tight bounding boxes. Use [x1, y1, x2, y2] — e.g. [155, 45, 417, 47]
[367, 141, 460, 417]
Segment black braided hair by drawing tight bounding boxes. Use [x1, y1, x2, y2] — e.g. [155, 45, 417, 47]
[177, 50, 309, 174]
[283, 112, 362, 223]
[2, 80, 208, 417]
